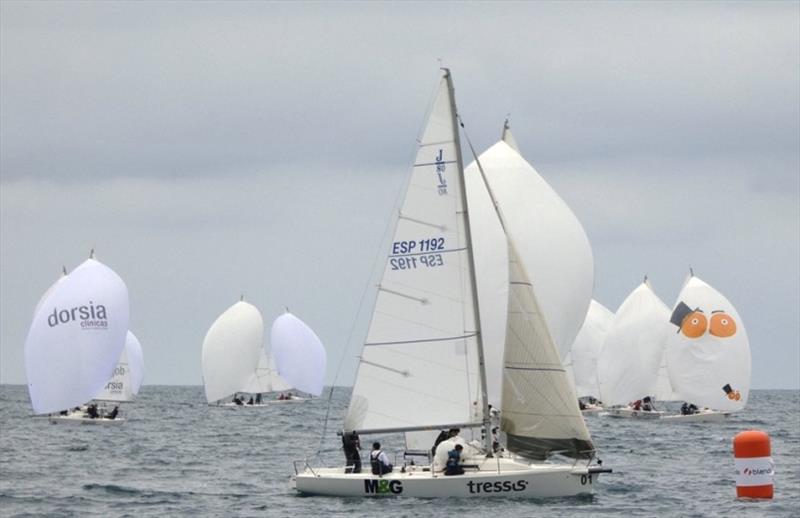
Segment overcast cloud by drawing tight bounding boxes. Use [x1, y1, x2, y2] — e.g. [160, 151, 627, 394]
[1, 1, 798, 389]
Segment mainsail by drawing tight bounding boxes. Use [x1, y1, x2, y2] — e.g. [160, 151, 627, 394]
[344, 72, 484, 434]
[665, 275, 750, 411]
[25, 258, 130, 415]
[597, 280, 670, 406]
[201, 301, 263, 404]
[240, 349, 291, 394]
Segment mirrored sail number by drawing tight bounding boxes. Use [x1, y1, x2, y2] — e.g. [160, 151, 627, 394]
[390, 254, 443, 270]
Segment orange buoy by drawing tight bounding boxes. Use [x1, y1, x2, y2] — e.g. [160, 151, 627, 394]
[733, 430, 774, 499]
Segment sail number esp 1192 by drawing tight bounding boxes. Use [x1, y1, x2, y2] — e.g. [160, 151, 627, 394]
[390, 238, 446, 271]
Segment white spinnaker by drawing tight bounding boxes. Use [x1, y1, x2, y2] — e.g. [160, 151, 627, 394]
[25, 258, 129, 415]
[465, 130, 593, 406]
[32, 270, 67, 318]
[201, 301, 263, 404]
[126, 331, 144, 396]
[240, 350, 291, 394]
[666, 276, 750, 411]
[597, 281, 670, 406]
[570, 300, 614, 400]
[95, 342, 133, 402]
[344, 73, 482, 433]
[500, 242, 593, 460]
[270, 312, 327, 397]
[654, 350, 676, 402]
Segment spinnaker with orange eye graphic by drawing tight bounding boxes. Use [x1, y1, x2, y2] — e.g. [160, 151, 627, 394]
[665, 275, 750, 412]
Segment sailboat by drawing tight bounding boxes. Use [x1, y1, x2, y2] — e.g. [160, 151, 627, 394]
[566, 300, 615, 414]
[270, 311, 327, 400]
[597, 279, 672, 419]
[202, 299, 266, 406]
[660, 273, 750, 422]
[25, 256, 130, 425]
[292, 70, 609, 498]
[51, 330, 144, 425]
[239, 349, 293, 399]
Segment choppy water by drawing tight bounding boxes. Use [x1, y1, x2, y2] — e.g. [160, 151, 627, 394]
[0, 386, 797, 517]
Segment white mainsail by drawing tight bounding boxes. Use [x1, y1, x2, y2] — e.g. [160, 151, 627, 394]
[270, 312, 327, 397]
[344, 73, 484, 434]
[25, 258, 130, 415]
[665, 276, 750, 411]
[597, 280, 671, 406]
[201, 301, 263, 404]
[464, 124, 593, 406]
[569, 300, 614, 400]
[240, 349, 291, 394]
[95, 331, 144, 402]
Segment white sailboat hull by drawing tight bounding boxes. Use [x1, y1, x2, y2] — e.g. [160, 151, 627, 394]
[293, 458, 606, 498]
[48, 414, 125, 426]
[605, 407, 664, 419]
[216, 397, 311, 407]
[660, 410, 730, 423]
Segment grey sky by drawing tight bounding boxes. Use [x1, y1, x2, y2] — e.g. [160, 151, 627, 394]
[1, 1, 798, 389]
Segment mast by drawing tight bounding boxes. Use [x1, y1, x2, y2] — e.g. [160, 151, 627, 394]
[444, 69, 492, 454]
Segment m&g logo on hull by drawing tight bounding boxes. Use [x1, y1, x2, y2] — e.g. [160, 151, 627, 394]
[364, 479, 402, 494]
[47, 302, 109, 329]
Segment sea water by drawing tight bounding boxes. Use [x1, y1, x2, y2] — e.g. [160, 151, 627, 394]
[0, 386, 797, 517]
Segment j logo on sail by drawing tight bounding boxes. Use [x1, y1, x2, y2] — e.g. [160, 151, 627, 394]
[435, 149, 448, 195]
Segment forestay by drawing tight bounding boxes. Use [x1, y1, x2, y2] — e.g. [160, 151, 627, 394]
[501, 242, 593, 460]
[597, 281, 670, 406]
[569, 300, 614, 400]
[270, 312, 327, 397]
[201, 301, 263, 404]
[25, 258, 129, 415]
[464, 127, 593, 407]
[666, 276, 750, 411]
[344, 74, 483, 434]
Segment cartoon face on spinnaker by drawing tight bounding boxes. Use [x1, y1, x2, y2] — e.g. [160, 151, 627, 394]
[665, 277, 751, 411]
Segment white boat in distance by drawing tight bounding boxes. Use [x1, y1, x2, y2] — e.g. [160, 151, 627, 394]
[203, 300, 322, 406]
[25, 256, 130, 424]
[292, 70, 609, 498]
[660, 273, 750, 423]
[50, 330, 144, 425]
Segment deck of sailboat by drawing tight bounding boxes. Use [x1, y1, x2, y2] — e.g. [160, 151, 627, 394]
[293, 456, 607, 498]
